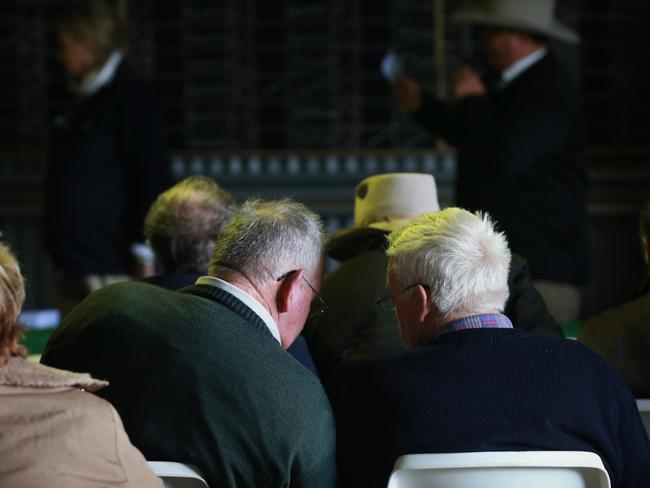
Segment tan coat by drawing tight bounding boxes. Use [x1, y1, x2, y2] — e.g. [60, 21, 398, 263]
[0, 358, 162, 488]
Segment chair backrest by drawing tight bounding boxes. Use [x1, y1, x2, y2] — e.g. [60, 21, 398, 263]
[387, 451, 610, 488]
[147, 461, 209, 488]
[637, 399, 650, 440]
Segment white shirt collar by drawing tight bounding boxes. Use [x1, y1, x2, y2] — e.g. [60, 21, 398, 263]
[501, 47, 547, 87]
[195, 276, 282, 344]
[78, 50, 124, 96]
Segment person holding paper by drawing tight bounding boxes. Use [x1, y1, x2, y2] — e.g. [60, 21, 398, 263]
[391, 0, 589, 324]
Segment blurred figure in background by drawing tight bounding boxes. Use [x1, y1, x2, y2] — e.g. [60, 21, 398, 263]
[579, 202, 650, 397]
[142, 175, 235, 290]
[45, 0, 173, 315]
[142, 176, 318, 374]
[0, 239, 161, 488]
[391, 0, 589, 323]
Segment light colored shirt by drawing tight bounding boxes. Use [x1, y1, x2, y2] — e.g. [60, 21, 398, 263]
[79, 50, 124, 96]
[195, 276, 281, 344]
[500, 47, 547, 88]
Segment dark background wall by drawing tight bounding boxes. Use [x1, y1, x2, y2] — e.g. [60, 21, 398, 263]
[0, 0, 649, 319]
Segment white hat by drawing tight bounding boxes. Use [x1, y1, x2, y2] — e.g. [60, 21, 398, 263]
[327, 173, 440, 260]
[453, 0, 579, 44]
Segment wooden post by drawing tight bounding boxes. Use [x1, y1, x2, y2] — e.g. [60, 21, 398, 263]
[433, 0, 446, 98]
[115, 0, 128, 22]
[433, 0, 449, 151]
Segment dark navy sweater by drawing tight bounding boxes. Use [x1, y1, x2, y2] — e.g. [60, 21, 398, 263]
[335, 327, 650, 487]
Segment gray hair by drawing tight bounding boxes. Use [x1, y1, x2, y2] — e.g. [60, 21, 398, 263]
[209, 199, 323, 285]
[144, 176, 235, 274]
[386, 207, 511, 319]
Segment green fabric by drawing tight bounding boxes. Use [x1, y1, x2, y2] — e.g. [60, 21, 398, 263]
[42, 281, 336, 488]
[561, 321, 582, 340]
[21, 328, 56, 355]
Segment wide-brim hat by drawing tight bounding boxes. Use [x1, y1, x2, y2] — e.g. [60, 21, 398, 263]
[453, 0, 579, 44]
[327, 173, 440, 261]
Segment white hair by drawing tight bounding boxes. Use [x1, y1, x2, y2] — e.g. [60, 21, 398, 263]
[208, 199, 323, 285]
[386, 207, 511, 319]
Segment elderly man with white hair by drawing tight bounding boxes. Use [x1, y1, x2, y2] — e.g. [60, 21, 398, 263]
[393, 0, 590, 323]
[335, 208, 650, 488]
[42, 199, 336, 488]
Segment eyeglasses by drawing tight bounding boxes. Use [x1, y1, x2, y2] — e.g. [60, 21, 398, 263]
[277, 270, 327, 319]
[376, 283, 430, 312]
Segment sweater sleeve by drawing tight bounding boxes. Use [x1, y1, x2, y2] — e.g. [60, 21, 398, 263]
[412, 90, 464, 144]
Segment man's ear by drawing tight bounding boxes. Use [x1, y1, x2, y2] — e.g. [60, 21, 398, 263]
[414, 284, 433, 323]
[275, 269, 304, 314]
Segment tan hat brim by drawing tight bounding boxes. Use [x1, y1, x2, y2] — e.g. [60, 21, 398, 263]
[453, 11, 580, 44]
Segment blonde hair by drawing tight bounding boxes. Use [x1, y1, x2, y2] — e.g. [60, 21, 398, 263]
[0, 241, 27, 365]
[56, 0, 125, 65]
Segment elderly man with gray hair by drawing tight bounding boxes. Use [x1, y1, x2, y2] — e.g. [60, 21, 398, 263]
[140, 176, 318, 374]
[142, 175, 235, 287]
[42, 198, 336, 488]
[335, 208, 650, 488]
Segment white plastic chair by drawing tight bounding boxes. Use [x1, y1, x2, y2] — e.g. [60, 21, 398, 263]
[147, 461, 209, 488]
[637, 399, 650, 439]
[387, 451, 610, 488]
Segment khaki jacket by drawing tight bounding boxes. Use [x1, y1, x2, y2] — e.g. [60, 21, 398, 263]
[0, 358, 162, 488]
[579, 292, 650, 397]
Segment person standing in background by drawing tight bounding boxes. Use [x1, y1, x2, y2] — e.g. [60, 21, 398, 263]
[392, 0, 589, 323]
[45, 0, 173, 315]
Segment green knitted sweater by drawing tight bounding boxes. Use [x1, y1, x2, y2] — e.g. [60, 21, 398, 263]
[42, 281, 337, 487]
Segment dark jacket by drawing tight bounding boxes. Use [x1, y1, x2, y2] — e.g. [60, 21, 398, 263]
[46, 61, 173, 275]
[41, 282, 336, 488]
[335, 327, 650, 488]
[414, 51, 589, 284]
[304, 248, 561, 391]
